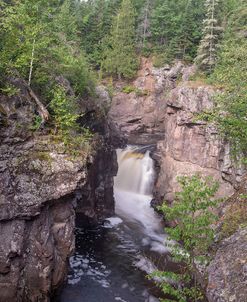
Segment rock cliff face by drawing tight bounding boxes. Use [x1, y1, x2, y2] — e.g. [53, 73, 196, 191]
[206, 176, 247, 302]
[0, 79, 117, 301]
[109, 58, 244, 202]
[109, 58, 246, 302]
[207, 226, 247, 302]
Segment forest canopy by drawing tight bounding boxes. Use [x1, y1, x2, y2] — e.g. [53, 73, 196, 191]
[0, 0, 246, 158]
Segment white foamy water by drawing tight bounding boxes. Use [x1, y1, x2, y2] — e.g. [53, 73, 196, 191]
[115, 147, 155, 195]
[114, 146, 168, 254]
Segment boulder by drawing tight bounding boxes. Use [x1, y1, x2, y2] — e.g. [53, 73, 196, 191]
[207, 227, 247, 302]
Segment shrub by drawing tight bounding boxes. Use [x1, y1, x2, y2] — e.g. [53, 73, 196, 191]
[122, 85, 136, 94]
[49, 85, 93, 154]
[221, 197, 247, 238]
[50, 85, 79, 135]
[154, 175, 220, 302]
[0, 83, 19, 97]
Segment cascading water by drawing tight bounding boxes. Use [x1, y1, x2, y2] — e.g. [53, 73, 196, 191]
[115, 147, 154, 195]
[114, 146, 167, 253]
[56, 146, 168, 302]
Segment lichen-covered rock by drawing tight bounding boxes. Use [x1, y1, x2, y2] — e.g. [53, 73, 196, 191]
[0, 80, 117, 301]
[206, 227, 247, 302]
[155, 84, 240, 202]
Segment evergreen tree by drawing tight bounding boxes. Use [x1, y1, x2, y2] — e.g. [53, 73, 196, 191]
[208, 1, 247, 160]
[195, 0, 223, 72]
[76, 0, 121, 67]
[0, 0, 94, 97]
[53, 0, 78, 41]
[0, 0, 55, 85]
[101, 0, 138, 79]
[150, 0, 205, 62]
[179, 0, 205, 60]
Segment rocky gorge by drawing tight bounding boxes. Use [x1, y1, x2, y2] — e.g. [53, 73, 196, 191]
[0, 79, 117, 302]
[109, 58, 245, 201]
[0, 59, 246, 302]
[108, 58, 246, 302]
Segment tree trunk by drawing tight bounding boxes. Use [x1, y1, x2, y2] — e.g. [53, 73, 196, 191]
[28, 38, 36, 87]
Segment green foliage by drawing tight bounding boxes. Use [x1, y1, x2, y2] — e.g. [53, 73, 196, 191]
[101, 0, 138, 79]
[136, 0, 153, 51]
[49, 85, 93, 153]
[29, 115, 42, 131]
[106, 79, 115, 99]
[152, 52, 172, 67]
[150, 0, 205, 63]
[77, 0, 122, 67]
[156, 175, 220, 302]
[0, 0, 54, 82]
[0, 0, 94, 98]
[195, 0, 223, 73]
[122, 85, 136, 94]
[206, 2, 247, 160]
[0, 83, 19, 96]
[122, 85, 148, 96]
[50, 85, 80, 135]
[52, 44, 95, 97]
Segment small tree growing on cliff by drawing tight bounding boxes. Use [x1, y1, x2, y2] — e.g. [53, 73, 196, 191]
[154, 175, 220, 302]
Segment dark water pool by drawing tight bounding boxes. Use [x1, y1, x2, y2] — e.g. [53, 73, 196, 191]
[54, 217, 168, 302]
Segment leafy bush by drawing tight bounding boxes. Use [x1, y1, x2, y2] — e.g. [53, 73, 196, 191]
[154, 175, 220, 302]
[50, 85, 79, 134]
[0, 83, 19, 97]
[50, 85, 93, 154]
[122, 85, 136, 94]
[29, 115, 43, 132]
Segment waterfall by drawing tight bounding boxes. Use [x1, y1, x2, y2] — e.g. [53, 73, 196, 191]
[115, 146, 155, 196]
[114, 146, 167, 253]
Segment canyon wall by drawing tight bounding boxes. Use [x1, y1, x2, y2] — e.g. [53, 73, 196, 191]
[109, 58, 246, 302]
[109, 58, 244, 202]
[0, 79, 117, 302]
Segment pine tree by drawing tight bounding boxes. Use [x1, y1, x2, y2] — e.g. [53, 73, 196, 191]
[195, 0, 223, 72]
[150, 0, 205, 62]
[209, 1, 247, 160]
[101, 0, 138, 79]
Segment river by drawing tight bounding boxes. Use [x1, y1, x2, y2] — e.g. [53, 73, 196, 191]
[56, 146, 170, 302]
